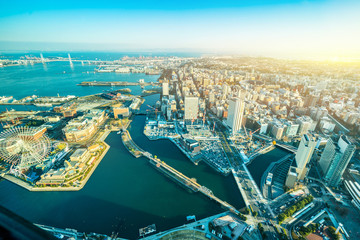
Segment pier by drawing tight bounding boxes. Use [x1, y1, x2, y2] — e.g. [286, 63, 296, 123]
[78, 81, 160, 87]
[122, 131, 241, 215]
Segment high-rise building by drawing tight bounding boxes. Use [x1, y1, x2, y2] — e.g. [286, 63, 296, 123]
[284, 121, 299, 137]
[256, 119, 268, 134]
[304, 93, 320, 108]
[285, 166, 298, 188]
[319, 136, 355, 187]
[296, 116, 313, 136]
[295, 134, 317, 180]
[162, 82, 169, 96]
[222, 84, 230, 98]
[226, 96, 245, 134]
[208, 92, 215, 103]
[271, 122, 285, 140]
[184, 96, 199, 120]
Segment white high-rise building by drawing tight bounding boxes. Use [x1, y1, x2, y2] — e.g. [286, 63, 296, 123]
[319, 136, 355, 187]
[184, 96, 199, 120]
[162, 82, 169, 96]
[296, 116, 313, 136]
[295, 133, 317, 180]
[226, 96, 245, 134]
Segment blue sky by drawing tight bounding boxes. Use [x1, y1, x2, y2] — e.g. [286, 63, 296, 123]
[0, 0, 359, 58]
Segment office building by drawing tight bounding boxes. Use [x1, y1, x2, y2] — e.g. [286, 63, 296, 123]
[285, 166, 298, 188]
[304, 94, 320, 108]
[295, 134, 317, 181]
[162, 82, 169, 96]
[226, 96, 245, 134]
[184, 96, 199, 120]
[271, 122, 285, 140]
[319, 136, 355, 187]
[296, 116, 313, 136]
[284, 121, 299, 137]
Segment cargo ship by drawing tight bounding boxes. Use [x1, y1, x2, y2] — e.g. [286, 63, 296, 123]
[34, 103, 53, 107]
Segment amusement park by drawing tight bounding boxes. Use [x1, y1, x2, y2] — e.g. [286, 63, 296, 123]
[0, 126, 70, 184]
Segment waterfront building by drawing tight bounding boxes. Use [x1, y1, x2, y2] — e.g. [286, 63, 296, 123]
[70, 148, 90, 162]
[63, 110, 105, 142]
[37, 168, 67, 185]
[285, 166, 298, 188]
[295, 133, 317, 181]
[226, 96, 245, 134]
[101, 91, 121, 100]
[113, 107, 130, 119]
[319, 136, 355, 187]
[184, 96, 199, 120]
[180, 137, 201, 153]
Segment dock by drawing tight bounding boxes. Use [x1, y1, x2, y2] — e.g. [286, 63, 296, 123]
[78, 81, 160, 87]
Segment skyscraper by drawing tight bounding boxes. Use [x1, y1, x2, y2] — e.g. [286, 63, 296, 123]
[295, 133, 317, 181]
[184, 96, 199, 120]
[304, 93, 320, 108]
[162, 82, 169, 96]
[296, 116, 313, 136]
[226, 95, 245, 134]
[319, 136, 355, 187]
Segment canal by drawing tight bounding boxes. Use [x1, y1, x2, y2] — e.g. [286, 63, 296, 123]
[247, 147, 290, 187]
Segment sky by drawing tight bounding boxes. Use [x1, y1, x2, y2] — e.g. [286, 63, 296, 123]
[0, 0, 360, 59]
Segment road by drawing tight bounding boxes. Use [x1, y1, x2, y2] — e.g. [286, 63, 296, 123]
[208, 115, 280, 239]
[285, 202, 324, 240]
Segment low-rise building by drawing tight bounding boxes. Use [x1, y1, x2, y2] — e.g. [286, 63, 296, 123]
[113, 107, 130, 119]
[63, 110, 105, 142]
[70, 148, 90, 162]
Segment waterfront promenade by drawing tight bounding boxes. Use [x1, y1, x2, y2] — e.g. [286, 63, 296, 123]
[122, 130, 242, 215]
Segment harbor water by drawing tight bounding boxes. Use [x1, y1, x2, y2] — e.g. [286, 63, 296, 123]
[0, 56, 288, 239]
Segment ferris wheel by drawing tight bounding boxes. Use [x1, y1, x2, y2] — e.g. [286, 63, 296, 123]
[0, 126, 51, 170]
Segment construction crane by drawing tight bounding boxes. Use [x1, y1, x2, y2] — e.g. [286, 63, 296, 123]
[146, 104, 158, 119]
[249, 128, 260, 142]
[243, 125, 249, 138]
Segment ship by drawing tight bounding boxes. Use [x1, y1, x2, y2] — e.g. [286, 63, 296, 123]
[34, 103, 53, 107]
[139, 224, 156, 237]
